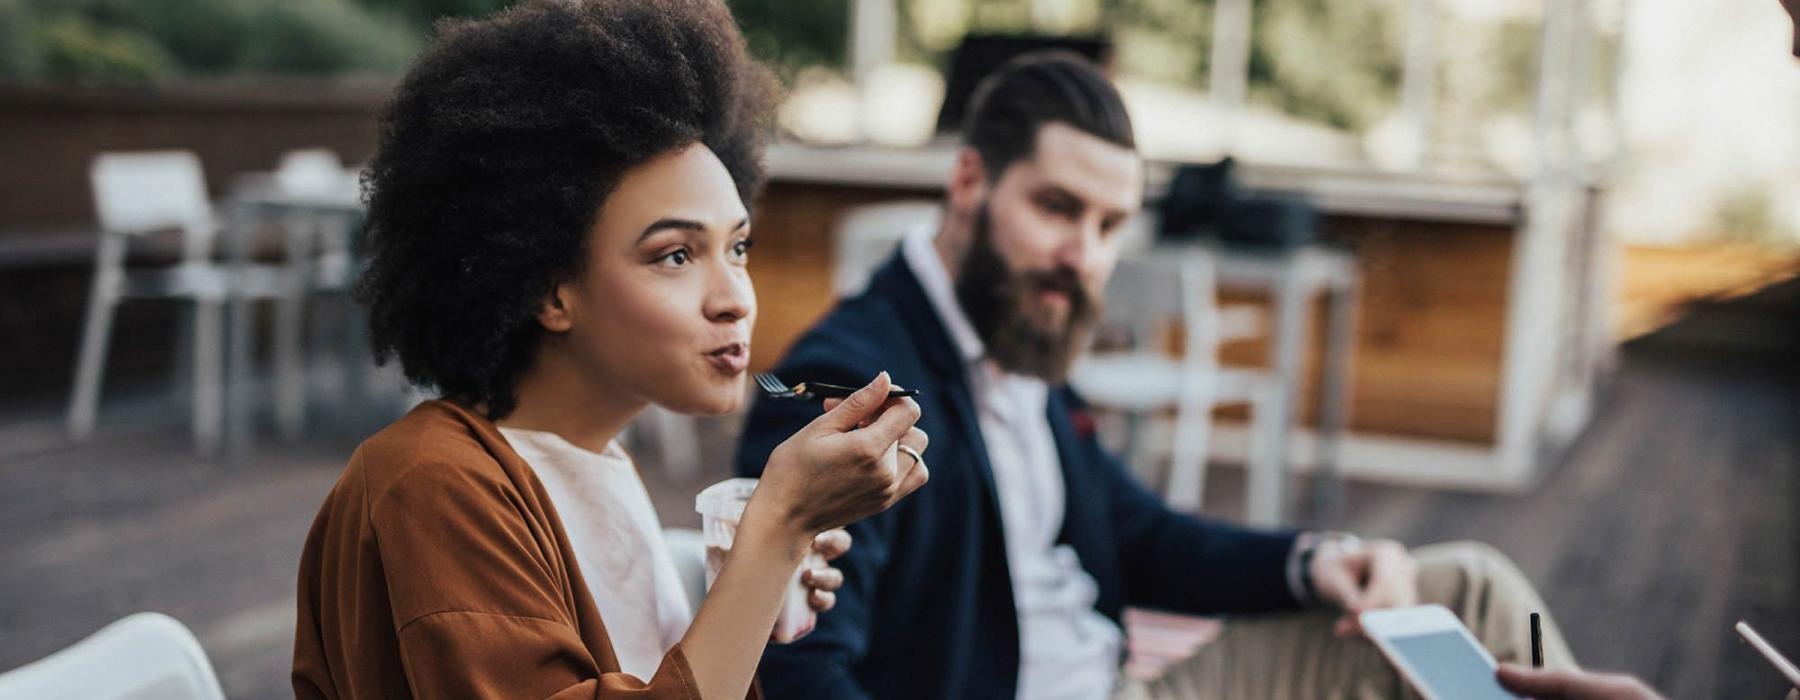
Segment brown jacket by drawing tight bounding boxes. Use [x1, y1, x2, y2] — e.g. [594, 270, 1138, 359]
[294, 399, 742, 699]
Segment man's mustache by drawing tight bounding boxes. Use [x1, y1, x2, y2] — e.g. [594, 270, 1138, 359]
[1019, 267, 1091, 307]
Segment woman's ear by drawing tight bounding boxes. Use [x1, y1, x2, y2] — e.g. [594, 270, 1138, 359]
[537, 283, 576, 332]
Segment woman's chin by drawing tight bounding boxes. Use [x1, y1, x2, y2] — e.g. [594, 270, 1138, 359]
[652, 383, 744, 417]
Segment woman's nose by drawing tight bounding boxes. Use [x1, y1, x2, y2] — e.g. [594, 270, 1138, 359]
[704, 264, 755, 323]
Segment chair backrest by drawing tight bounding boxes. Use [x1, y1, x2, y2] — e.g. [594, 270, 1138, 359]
[0, 612, 226, 700]
[1097, 251, 1221, 368]
[90, 151, 213, 239]
[662, 527, 709, 610]
[832, 200, 939, 297]
[275, 148, 350, 195]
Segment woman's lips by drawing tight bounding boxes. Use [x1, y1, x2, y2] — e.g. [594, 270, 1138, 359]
[706, 342, 749, 375]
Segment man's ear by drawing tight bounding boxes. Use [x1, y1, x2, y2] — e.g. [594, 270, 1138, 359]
[946, 147, 991, 217]
[537, 283, 575, 333]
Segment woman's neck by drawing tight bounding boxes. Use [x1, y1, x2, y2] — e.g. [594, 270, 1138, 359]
[497, 351, 644, 454]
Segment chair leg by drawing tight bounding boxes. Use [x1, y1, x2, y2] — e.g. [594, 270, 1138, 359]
[1164, 404, 1212, 514]
[1119, 409, 1147, 482]
[1244, 380, 1286, 527]
[193, 298, 224, 457]
[225, 295, 256, 456]
[274, 292, 306, 441]
[170, 302, 195, 402]
[68, 284, 118, 442]
[273, 212, 319, 442]
[1164, 368, 1217, 514]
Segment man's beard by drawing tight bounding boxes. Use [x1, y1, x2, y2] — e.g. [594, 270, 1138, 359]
[953, 203, 1102, 382]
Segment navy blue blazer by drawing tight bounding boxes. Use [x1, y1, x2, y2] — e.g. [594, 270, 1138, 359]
[733, 253, 1303, 699]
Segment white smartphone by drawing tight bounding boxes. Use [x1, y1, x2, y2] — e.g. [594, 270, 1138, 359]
[1360, 605, 1519, 700]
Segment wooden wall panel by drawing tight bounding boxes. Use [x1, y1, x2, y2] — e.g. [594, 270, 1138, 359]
[745, 182, 936, 373]
[748, 182, 1519, 445]
[1215, 218, 1512, 444]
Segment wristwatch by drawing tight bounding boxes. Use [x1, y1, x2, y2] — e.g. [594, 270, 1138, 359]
[1296, 532, 1363, 607]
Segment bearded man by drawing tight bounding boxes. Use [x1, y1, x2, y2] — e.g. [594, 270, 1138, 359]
[735, 51, 1572, 700]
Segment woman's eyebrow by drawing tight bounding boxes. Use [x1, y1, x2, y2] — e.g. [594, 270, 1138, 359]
[636, 217, 749, 242]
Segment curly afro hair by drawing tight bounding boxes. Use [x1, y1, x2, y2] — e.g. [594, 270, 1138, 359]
[356, 0, 777, 419]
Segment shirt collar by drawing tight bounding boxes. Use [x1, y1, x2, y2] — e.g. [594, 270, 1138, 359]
[902, 225, 986, 365]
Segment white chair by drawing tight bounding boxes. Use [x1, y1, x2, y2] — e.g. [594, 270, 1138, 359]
[628, 404, 703, 482]
[1070, 251, 1289, 525]
[0, 612, 226, 700]
[68, 151, 308, 456]
[272, 149, 361, 293]
[663, 527, 709, 609]
[832, 200, 939, 297]
[262, 149, 365, 437]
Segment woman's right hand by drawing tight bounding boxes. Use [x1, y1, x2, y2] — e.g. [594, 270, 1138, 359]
[754, 372, 929, 534]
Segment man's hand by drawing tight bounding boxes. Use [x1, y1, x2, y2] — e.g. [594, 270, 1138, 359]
[1495, 664, 1664, 700]
[1307, 537, 1418, 637]
[801, 529, 852, 612]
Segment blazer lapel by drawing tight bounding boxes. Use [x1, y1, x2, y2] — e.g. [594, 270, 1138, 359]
[866, 254, 1001, 517]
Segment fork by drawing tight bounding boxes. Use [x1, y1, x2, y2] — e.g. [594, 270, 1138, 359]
[754, 372, 919, 400]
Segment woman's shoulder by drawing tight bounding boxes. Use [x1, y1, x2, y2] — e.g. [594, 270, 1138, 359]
[344, 399, 521, 510]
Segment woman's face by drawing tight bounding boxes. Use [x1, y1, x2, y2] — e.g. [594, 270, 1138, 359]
[548, 143, 756, 416]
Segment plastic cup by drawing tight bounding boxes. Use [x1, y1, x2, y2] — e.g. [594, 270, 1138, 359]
[695, 478, 822, 643]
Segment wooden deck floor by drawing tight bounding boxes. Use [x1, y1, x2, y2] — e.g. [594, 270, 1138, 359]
[1, 280, 1794, 699]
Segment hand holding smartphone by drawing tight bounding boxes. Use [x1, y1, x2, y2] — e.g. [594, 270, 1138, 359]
[1361, 605, 1520, 700]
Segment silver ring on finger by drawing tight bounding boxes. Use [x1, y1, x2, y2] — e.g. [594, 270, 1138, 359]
[897, 444, 924, 469]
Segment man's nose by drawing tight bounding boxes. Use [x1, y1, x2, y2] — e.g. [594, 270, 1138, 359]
[1053, 219, 1104, 278]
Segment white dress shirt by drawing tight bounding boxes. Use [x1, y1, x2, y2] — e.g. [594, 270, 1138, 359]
[902, 230, 1123, 700]
[498, 428, 695, 681]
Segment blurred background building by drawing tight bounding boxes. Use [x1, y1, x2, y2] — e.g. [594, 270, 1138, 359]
[0, 1, 1795, 698]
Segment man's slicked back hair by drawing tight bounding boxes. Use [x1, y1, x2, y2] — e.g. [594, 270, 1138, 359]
[960, 50, 1135, 180]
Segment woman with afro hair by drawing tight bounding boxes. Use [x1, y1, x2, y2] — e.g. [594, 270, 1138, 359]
[291, 1, 930, 697]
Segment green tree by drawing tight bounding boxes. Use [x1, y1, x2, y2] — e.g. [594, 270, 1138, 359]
[730, 0, 848, 77]
[35, 12, 176, 84]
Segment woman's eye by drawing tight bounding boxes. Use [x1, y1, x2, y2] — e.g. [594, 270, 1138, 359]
[658, 249, 692, 267]
[731, 239, 754, 259]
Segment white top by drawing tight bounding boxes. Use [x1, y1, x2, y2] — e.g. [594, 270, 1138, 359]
[497, 427, 695, 681]
[902, 230, 1123, 700]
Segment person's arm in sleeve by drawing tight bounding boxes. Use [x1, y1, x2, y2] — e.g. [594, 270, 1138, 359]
[1072, 392, 1303, 615]
[734, 356, 887, 700]
[373, 462, 716, 699]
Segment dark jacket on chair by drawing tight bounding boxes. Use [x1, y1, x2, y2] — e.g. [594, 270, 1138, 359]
[733, 253, 1304, 700]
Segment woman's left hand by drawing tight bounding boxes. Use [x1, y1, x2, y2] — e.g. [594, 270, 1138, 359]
[800, 529, 852, 612]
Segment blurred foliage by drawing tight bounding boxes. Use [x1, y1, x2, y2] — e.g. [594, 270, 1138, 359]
[1245, 0, 1403, 130]
[0, 0, 1540, 148]
[0, 0, 442, 84]
[77, 0, 256, 74]
[357, 0, 507, 25]
[238, 0, 420, 75]
[37, 13, 177, 84]
[0, 0, 43, 79]
[731, 0, 847, 79]
[732, 0, 1407, 132]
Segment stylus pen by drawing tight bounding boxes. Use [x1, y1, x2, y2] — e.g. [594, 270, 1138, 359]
[1737, 620, 1800, 689]
[1530, 613, 1544, 668]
